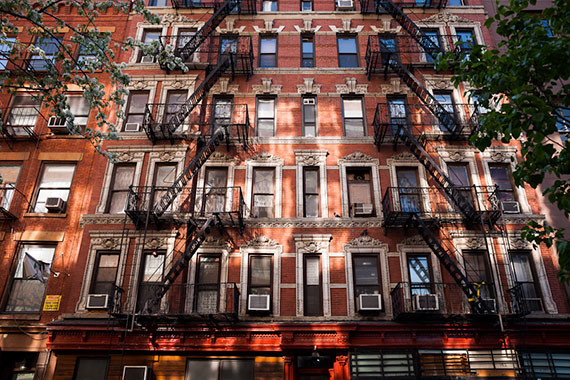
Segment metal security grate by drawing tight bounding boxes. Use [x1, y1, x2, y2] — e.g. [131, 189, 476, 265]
[350, 351, 416, 379]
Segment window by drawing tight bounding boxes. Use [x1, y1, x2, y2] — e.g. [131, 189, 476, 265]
[124, 91, 149, 131]
[519, 351, 570, 379]
[342, 97, 366, 136]
[138, 29, 161, 63]
[64, 95, 91, 127]
[73, 357, 109, 380]
[252, 168, 275, 217]
[407, 254, 433, 296]
[0, 37, 15, 70]
[304, 255, 322, 316]
[137, 250, 165, 313]
[301, 35, 314, 67]
[556, 107, 570, 142]
[463, 250, 494, 300]
[248, 255, 272, 310]
[77, 43, 98, 66]
[0, 165, 21, 212]
[511, 251, 543, 312]
[262, 0, 277, 11]
[90, 251, 119, 296]
[379, 35, 397, 66]
[163, 90, 186, 129]
[448, 163, 474, 206]
[152, 163, 177, 211]
[448, 0, 464, 5]
[303, 167, 320, 217]
[195, 255, 221, 313]
[337, 35, 358, 67]
[256, 97, 275, 136]
[5, 245, 56, 312]
[421, 29, 441, 63]
[177, 29, 197, 61]
[202, 167, 228, 214]
[396, 167, 422, 213]
[7, 95, 41, 135]
[29, 37, 61, 71]
[347, 167, 374, 217]
[148, 0, 168, 5]
[259, 36, 277, 67]
[212, 97, 233, 134]
[185, 359, 254, 380]
[33, 163, 76, 213]
[106, 164, 135, 214]
[301, 0, 312, 11]
[353, 255, 381, 310]
[488, 164, 517, 202]
[302, 97, 317, 136]
[387, 98, 407, 136]
[433, 91, 456, 132]
[455, 28, 476, 57]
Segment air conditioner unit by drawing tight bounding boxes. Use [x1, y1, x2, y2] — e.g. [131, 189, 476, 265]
[336, 0, 353, 9]
[140, 55, 155, 63]
[359, 294, 382, 311]
[86, 294, 109, 309]
[48, 116, 70, 134]
[123, 366, 151, 380]
[124, 122, 140, 132]
[413, 294, 439, 311]
[45, 197, 65, 212]
[502, 201, 520, 214]
[481, 298, 497, 313]
[248, 294, 271, 311]
[352, 203, 374, 216]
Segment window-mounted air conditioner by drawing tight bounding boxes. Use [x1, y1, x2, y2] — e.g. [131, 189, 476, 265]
[501, 201, 520, 214]
[124, 122, 140, 132]
[140, 55, 156, 63]
[248, 294, 271, 311]
[45, 197, 65, 212]
[48, 116, 70, 134]
[86, 294, 109, 309]
[413, 294, 439, 311]
[336, 0, 354, 9]
[123, 366, 151, 380]
[359, 294, 382, 311]
[352, 203, 374, 217]
[481, 298, 497, 313]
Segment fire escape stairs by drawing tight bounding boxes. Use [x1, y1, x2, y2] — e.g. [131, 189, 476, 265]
[375, 0, 492, 314]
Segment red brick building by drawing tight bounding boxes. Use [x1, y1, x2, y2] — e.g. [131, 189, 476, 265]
[1, 0, 570, 379]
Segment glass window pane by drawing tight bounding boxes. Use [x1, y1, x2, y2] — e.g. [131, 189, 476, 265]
[73, 358, 108, 380]
[338, 37, 357, 53]
[198, 256, 220, 283]
[253, 169, 274, 193]
[305, 256, 320, 286]
[257, 99, 274, 117]
[128, 92, 149, 113]
[260, 38, 276, 53]
[112, 165, 135, 190]
[250, 256, 271, 286]
[143, 253, 164, 282]
[221, 360, 254, 380]
[40, 165, 75, 187]
[343, 99, 363, 117]
[259, 55, 276, 68]
[186, 360, 220, 380]
[154, 164, 176, 186]
[304, 195, 319, 217]
[408, 256, 431, 284]
[205, 167, 228, 188]
[355, 256, 379, 285]
[396, 168, 418, 188]
[304, 104, 315, 123]
[448, 165, 470, 187]
[344, 119, 365, 136]
[304, 169, 319, 193]
[339, 54, 358, 67]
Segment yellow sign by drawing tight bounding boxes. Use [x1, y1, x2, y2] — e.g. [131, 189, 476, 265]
[43, 295, 61, 312]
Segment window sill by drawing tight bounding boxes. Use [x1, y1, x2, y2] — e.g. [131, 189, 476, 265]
[0, 313, 41, 320]
[24, 212, 67, 218]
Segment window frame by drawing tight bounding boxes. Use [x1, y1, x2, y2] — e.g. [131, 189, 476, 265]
[302, 96, 317, 137]
[488, 163, 517, 202]
[258, 35, 277, 68]
[301, 34, 315, 68]
[352, 253, 382, 311]
[251, 167, 276, 218]
[261, 0, 278, 11]
[105, 163, 136, 214]
[255, 96, 276, 137]
[303, 254, 323, 316]
[346, 167, 375, 217]
[29, 36, 62, 71]
[123, 90, 150, 132]
[31, 163, 76, 213]
[302, 166, 320, 218]
[341, 96, 367, 137]
[73, 357, 110, 380]
[194, 253, 222, 313]
[138, 29, 162, 63]
[510, 249, 544, 313]
[337, 34, 359, 68]
[301, 0, 313, 11]
[89, 251, 120, 296]
[406, 253, 434, 296]
[246, 254, 274, 312]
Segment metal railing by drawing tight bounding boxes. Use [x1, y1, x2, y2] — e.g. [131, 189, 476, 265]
[391, 282, 499, 319]
[171, 0, 257, 13]
[508, 282, 544, 315]
[372, 102, 481, 145]
[0, 106, 43, 140]
[110, 282, 239, 317]
[142, 102, 251, 144]
[157, 35, 254, 74]
[360, 0, 448, 13]
[0, 184, 24, 220]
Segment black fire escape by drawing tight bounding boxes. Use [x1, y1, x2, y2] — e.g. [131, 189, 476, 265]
[360, 0, 519, 317]
[112, 0, 255, 323]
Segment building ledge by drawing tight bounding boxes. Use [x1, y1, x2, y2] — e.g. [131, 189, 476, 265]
[23, 213, 67, 218]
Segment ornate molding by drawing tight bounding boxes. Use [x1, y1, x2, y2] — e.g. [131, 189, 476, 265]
[297, 78, 321, 94]
[149, 150, 186, 162]
[91, 237, 121, 250]
[401, 235, 428, 246]
[209, 151, 236, 162]
[252, 21, 285, 34]
[295, 150, 328, 166]
[216, 20, 247, 34]
[202, 235, 231, 249]
[336, 77, 368, 95]
[370, 21, 401, 34]
[129, 79, 158, 91]
[81, 214, 130, 227]
[510, 238, 531, 250]
[144, 237, 168, 250]
[245, 218, 383, 228]
[340, 151, 376, 162]
[380, 78, 411, 96]
[293, 20, 322, 34]
[209, 78, 239, 95]
[252, 78, 282, 95]
[423, 12, 478, 24]
[247, 152, 283, 163]
[345, 235, 383, 248]
[464, 238, 485, 249]
[329, 19, 364, 34]
[160, 14, 193, 25]
[243, 235, 279, 247]
[490, 152, 512, 163]
[448, 151, 466, 162]
[390, 152, 416, 161]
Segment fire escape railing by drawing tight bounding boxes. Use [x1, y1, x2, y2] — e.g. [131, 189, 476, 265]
[0, 106, 43, 141]
[360, 0, 447, 13]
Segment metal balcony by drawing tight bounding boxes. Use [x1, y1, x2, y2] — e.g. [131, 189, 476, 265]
[360, 0, 447, 13]
[171, 0, 257, 14]
[372, 102, 480, 146]
[142, 102, 251, 145]
[391, 282, 498, 320]
[0, 106, 42, 141]
[158, 35, 254, 77]
[382, 186, 502, 228]
[508, 282, 544, 316]
[110, 282, 239, 322]
[125, 185, 245, 228]
[0, 185, 23, 220]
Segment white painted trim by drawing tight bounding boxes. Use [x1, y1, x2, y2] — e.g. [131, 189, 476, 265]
[338, 154, 381, 218]
[245, 154, 284, 218]
[96, 153, 145, 214]
[295, 150, 329, 218]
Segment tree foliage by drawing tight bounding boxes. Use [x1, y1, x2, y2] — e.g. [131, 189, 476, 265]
[438, 0, 570, 280]
[0, 0, 185, 155]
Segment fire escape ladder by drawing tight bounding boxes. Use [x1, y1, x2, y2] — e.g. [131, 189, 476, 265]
[398, 127, 478, 221]
[410, 213, 490, 314]
[153, 128, 226, 217]
[164, 54, 232, 136]
[155, 215, 216, 301]
[177, 0, 239, 62]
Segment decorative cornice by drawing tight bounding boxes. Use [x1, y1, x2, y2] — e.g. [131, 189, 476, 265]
[245, 218, 383, 228]
[216, 19, 247, 34]
[295, 150, 328, 166]
[293, 20, 322, 34]
[128, 79, 158, 90]
[370, 21, 401, 34]
[336, 77, 368, 94]
[247, 152, 283, 163]
[390, 152, 416, 161]
[162, 78, 197, 90]
[448, 151, 466, 162]
[339, 151, 376, 162]
[464, 237, 485, 250]
[422, 12, 479, 24]
[144, 237, 168, 250]
[202, 235, 231, 249]
[297, 78, 321, 94]
[252, 78, 282, 95]
[345, 235, 384, 248]
[209, 151, 236, 162]
[401, 235, 428, 246]
[209, 78, 239, 95]
[149, 150, 186, 162]
[81, 215, 129, 227]
[243, 235, 279, 247]
[329, 19, 364, 34]
[253, 21, 285, 34]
